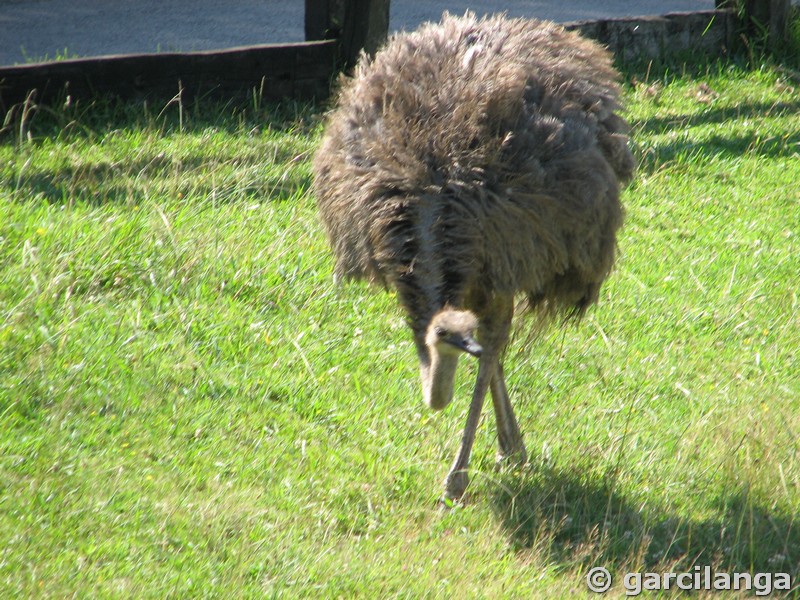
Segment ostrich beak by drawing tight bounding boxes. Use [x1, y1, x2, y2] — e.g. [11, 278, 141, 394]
[448, 335, 483, 358]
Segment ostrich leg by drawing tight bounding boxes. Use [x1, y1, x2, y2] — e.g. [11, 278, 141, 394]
[490, 361, 527, 466]
[442, 355, 496, 501]
[483, 295, 526, 464]
[442, 296, 514, 501]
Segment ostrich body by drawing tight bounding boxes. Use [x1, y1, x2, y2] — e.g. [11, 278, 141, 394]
[313, 13, 635, 501]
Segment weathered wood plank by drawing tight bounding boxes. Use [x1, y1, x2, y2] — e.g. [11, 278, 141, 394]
[746, 0, 791, 48]
[339, 0, 390, 67]
[306, 0, 330, 40]
[0, 40, 338, 108]
[715, 0, 791, 49]
[306, 0, 345, 41]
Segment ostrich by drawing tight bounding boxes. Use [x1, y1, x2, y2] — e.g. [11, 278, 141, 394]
[313, 13, 635, 501]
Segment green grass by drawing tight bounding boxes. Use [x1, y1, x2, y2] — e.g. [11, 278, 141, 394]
[18, 47, 80, 65]
[1, 62, 799, 597]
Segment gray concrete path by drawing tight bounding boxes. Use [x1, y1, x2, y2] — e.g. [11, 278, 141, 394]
[1, 1, 715, 66]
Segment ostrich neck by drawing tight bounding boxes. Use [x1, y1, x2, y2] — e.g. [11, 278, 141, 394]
[420, 347, 460, 411]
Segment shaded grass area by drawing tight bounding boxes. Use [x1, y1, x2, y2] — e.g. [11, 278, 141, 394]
[1, 62, 799, 597]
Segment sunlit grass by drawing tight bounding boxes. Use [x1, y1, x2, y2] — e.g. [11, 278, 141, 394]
[1, 62, 798, 597]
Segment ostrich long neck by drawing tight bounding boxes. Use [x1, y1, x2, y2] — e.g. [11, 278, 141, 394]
[419, 345, 460, 411]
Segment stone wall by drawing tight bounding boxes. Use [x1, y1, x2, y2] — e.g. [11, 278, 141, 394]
[567, 10, 736, 63]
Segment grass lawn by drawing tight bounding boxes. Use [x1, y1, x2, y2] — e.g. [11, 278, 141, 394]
[1, 60, 799, 597]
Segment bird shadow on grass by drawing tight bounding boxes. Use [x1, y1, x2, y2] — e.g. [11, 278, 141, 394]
[490, 464, 799, 591]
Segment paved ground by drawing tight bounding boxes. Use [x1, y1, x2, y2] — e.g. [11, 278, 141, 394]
[1, 1, 716, 66]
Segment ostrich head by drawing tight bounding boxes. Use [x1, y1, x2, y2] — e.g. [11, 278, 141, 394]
[420, 309, 482, 411]
[426, 309, 483, 357]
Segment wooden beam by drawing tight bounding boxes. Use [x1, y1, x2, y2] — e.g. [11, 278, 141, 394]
[339, 0, 390, 68]
[0, 40, 339, 108]
[716, 0, 791, 49]
[769, 0, 791, 48]
[305, 0, 342, 41]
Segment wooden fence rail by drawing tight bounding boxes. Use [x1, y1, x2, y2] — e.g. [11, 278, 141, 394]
[0, 41, 338, 109]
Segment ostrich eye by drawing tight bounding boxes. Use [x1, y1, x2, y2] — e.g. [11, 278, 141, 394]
[434, 326, 446, 337]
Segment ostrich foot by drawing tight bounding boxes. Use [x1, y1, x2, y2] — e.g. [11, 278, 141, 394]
[495, 442, 528, 469]
[442, 469, 469, 503]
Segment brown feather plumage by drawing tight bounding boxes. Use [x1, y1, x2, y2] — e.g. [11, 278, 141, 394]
[314, 12, 633, 332]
